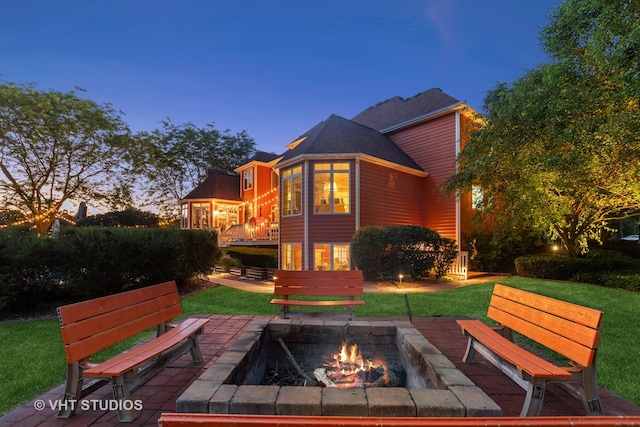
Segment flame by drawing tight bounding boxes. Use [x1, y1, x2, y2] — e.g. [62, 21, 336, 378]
[323, 342, 389, 387]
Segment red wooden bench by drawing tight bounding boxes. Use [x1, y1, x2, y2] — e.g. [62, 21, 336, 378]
[57, 281, 208, 422]
[270, 270, 365, 320]
[457, 284, 604, 417]
[158, 413, 640, 427]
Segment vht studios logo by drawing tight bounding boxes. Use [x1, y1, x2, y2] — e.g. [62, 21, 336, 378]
[34, 399, 143, 412]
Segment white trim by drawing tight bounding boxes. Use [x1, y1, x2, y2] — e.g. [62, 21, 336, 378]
[276, 153, 426, 177]
[455, 111, 462, 251]
[304, 160, 309, 270]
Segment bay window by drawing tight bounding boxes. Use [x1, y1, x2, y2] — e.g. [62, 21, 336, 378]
[314, 162, 350, 214]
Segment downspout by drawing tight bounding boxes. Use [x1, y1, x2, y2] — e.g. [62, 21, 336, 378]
[304, 160, 309, 270]
[455, 111, 462, 251]
[355, 157, 360, 231]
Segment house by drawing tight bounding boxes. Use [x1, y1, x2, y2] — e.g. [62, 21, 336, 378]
[179, 167, 242, 231]
[180, 88, 477, 272]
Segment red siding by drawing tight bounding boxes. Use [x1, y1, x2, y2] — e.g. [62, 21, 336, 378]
[359, 160, 423, 227]
[388, 114, 459, 242]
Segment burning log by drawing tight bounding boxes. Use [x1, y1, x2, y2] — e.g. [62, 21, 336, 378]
[313, 368, 337, 387]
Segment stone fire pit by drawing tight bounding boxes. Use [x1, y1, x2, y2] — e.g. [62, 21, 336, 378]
[177, 318, 501, 417]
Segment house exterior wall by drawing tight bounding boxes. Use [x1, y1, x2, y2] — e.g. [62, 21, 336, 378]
[358, 160, 423, 227]
[387, 113, 460, 244]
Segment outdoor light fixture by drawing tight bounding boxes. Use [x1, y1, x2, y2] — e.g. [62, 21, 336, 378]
[399, 274, 403, 284]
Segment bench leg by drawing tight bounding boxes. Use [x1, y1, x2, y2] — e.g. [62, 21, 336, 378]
[57, 362, 82, 418]
[188, 334, 204, 362]
[580, 365, 605, 415]
[112, 375, 138, 422]
[521, 379, 546, 416]
[461, 337, 477, 363]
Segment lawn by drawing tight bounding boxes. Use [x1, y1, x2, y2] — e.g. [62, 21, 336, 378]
[1, 276, 639, 416]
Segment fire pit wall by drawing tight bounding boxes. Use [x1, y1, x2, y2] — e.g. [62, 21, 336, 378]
[177, 318, 501, 417]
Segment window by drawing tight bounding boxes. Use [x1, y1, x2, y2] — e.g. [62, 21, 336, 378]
[282, 243, 302, 270]
[191, 203, 210, 229]
[314, 162, 350, 214]
[243, 168, 253, 191]
[180, 204, 188, 229]
[282, 165, 302, 216]
[314, 243, 350, 271]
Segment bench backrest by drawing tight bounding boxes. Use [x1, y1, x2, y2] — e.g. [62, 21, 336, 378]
[488, 284, 603, 368]
[273, 270, 364, 298]
[57, 281, 182, 364]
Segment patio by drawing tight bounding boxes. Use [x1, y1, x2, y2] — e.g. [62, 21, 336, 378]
[2, 314, 639, 426]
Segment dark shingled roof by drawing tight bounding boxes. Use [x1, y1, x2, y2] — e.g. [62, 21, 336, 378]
[182, 168, 241, 201]
[278, 114, 423, 172]
[247, 150, 281, 163]
[351, 88, 460, 131]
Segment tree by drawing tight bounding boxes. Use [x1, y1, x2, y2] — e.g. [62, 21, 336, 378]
[445, 0, 640, 257]
[135, 120, 256, 218]
[0, 82, 133, 234]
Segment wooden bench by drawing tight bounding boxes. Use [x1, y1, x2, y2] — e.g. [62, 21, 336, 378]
[57, 281, 209, 423]
[158, 413, 640, 427]
[246, 266, 268, 280]
[457, 283, 604, 417]
[270, 269, 365, 320]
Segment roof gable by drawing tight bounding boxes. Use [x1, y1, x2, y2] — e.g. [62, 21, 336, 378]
[351, 88, 460, 131]
[182, 168, 241, 201]
[278, 114, 423, 172]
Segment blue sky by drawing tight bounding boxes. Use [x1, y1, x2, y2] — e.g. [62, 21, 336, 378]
[2, 0, 561, 155]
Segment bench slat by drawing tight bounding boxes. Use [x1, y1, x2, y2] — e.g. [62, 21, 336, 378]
[272, 270, 365, 320]
[489, 294, 602, 349]
[158, 413, 640, 427]
[274, 286, 363, 297]
[270, 299, 366, 307]
[60, 293, 181, 343]
[57, 281, 178, 324]
[84, 318, 208, 377]
[488, 303, 598, 368]
[63, 305, 183, 364]
[457, 319, 571, 378]
[493, 284, 603, 329]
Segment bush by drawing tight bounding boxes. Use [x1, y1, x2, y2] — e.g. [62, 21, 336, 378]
[515, 250, 637, 281]
[0, 227, 217, 318]
[223, 247, 278, 268]
[352, 225, 457, 281]
[466, 229, 542, 273]
[351, 226, 387, 280]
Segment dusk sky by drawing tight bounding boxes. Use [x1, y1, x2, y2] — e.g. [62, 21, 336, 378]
[2, 1, 561, 155]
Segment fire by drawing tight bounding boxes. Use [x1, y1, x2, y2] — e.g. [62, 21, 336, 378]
[318, 342, 390, 387]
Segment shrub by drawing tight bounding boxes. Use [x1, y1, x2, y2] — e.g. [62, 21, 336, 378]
[223, 247, 278, 268]
[352, 225, 457, 280]
[0, 226, 217, 318]
[515, 250, 637, 281]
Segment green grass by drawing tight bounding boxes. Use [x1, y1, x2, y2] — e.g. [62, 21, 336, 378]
[1, 276, 639, 416]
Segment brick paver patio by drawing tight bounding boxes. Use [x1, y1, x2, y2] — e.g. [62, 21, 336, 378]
[2, 314, 639, 426]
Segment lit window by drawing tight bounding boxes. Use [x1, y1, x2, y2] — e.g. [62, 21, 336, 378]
[314, 162, 350, 214]
[180, 204, 188, 229]
[282, 243, 302, 270]
[282, 166, 302, 216]
[243, 168, 253, 190]
[191, 203, 210, 229]
[314, 243, 350, 271]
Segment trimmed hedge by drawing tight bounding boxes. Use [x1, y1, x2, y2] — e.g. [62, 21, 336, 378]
[0, 227, 217, 318]
[223, 247, 278, 268]
[352, 225, 458, 281]
[514, 250, 640, 291]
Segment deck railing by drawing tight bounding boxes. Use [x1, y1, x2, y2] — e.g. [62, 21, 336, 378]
[448, 250, 468, 280]
[217, 221, 279, 246]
